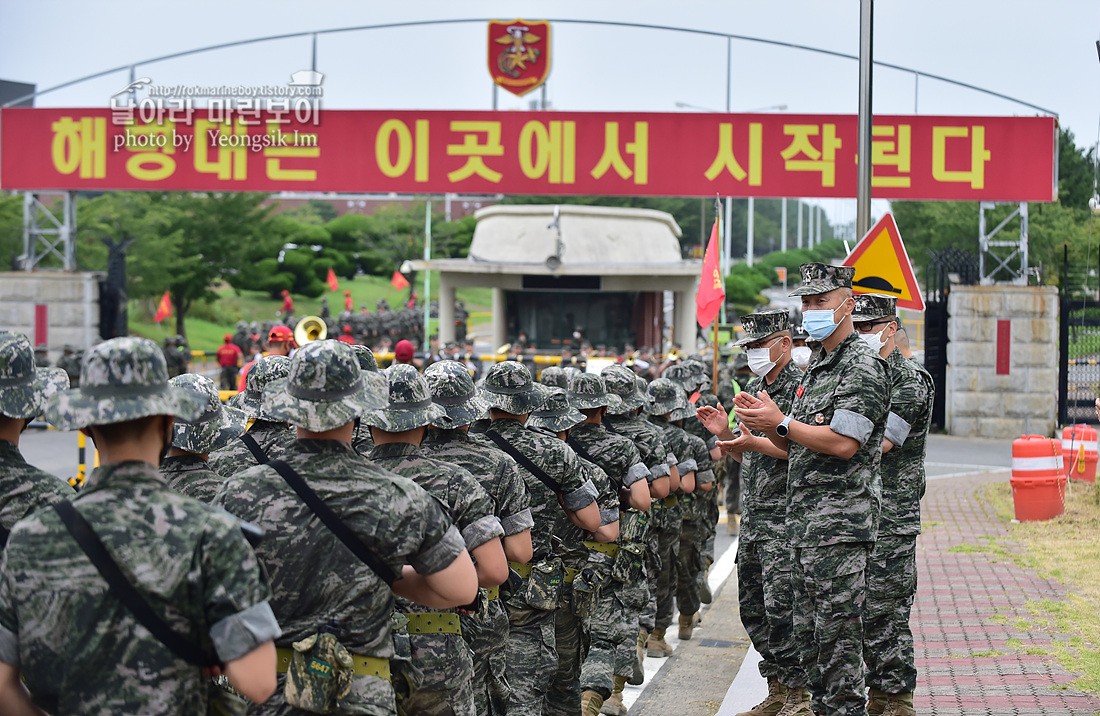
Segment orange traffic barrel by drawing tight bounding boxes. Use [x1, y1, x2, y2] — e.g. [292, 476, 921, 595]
[1060, 424, 1098, 483]
[1010, 435, 1066, 522]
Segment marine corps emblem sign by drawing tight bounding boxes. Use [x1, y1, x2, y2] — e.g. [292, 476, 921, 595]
[488, 19, 551, 97]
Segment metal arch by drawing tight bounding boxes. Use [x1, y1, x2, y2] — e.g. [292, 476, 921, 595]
[21, 192, 76, 271]
[978, 201, 1029, 286]
[2, 17, 1058, 116]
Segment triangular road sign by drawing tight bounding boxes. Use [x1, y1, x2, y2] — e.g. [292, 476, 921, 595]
[842, 214, 925, 311]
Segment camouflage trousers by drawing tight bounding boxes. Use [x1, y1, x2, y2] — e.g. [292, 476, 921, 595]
[696, 487, 720, 569]
[470, 598, 512, 716]
[736, 537, 805, 687]
[792, 543, 870, 716]
[676, 519, 705, 618]
[260, 671, 397, 716]
[614, 573, 650, 678]
[399, 680, 475, 716]
[724, 458, 742, 516]
[546, 583, 582, 716]
[650, 518, 681, 631]
[580, 563, 644, 696]
[863, 535, 918, 694]
[394, 628, 476, 716]
[503, 600, 557, 716]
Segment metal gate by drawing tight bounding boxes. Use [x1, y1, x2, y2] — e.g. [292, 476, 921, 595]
[924, 247, 979, 431]
[1058, 247, 1100, 425]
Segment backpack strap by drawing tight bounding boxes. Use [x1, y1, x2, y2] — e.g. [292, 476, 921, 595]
[239, 432, 268, 465]
[484, 430, 563, 494]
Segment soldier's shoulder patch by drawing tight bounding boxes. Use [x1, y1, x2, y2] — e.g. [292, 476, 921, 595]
[796, 384, 804, 398]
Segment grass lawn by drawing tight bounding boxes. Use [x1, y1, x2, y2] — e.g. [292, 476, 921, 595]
[973, 481, 1100, 693]
[129, 272, 491, 352]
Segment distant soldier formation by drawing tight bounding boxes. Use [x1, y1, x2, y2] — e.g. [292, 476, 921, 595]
[0, 262, 930, 716]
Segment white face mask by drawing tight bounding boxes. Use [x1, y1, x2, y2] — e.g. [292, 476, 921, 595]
[746, 347, 777, 377]
[791, 346, 812, 369]
[859, 330, 888, 353]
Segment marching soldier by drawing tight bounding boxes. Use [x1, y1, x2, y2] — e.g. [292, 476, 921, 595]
[735, 264, 888, 716]
[209, 355, 295, 476]
[697, 310, 807, 715]
[422, 359, 534, 716]
[853, 295, 933, 716]
[161, 373, 247, 503]
[214, 340, 478, 715]
[3, 336, 280, 714]
[366, 364, 507, 716]
[350, 344, 381, 455]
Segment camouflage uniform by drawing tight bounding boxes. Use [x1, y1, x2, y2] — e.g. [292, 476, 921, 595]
[0, 333, 74, 540]
[481, 362, 598, 716]
[853, 296, 934, 706]
[57, 344, 84, 387]
[365, 364, 504, 716]
[160, 374, 247, 503]
[422, 361, 533, 716]
[785, 265, 889, 716]
[2, 336, 280, 715]
[209, 355, 296, 477]
[730, 312, 807, 696]
[351, 345, 380, 455]
[214, 341, 465, 716]
[564, 374, 651, 709]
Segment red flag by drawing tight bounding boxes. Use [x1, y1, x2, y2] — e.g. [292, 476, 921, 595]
[391, 270, 410, 290]
[326, 267, 339, 292]
[153, 290, 172, 323]
[695, 220, 725, 327]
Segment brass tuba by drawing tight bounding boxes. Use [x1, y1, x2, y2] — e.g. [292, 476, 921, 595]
[294, 315, 328, 345]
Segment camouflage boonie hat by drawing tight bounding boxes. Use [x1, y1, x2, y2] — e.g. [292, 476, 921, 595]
[695, 391, 719, 409]
[736, 309, 792, 347]
[682, 358, 711, 391]
[0, 332, 55, 420]
[45, 336, 205, 431]
[635, 376, 653, 406]
[852, 293, 898, 323]
[351, 344, 378, 372]
[263, 341, 389, 432]
[236, 355, 291, 420]
[567, 372, 623, 412]
[527, 387, 586, 434]
[424, 360, 488, 429]
[646, 378, 686, 416]
[789, 262, 855, 296]
[663, 363, 700, 394]
[39, 367, 70, 403]
[363, 363, 446, 432]
[481, 361, 549, 415]
[601, 364, 646, 414]
[169, 374, 247, 454]
[539, 366, 567, 388]
[562, 366, 582, 383]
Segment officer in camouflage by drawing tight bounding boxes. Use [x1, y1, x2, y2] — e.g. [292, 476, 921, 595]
[698, 310, 808, 715]
[736, 264, 888, 716]
[1, 336, 280, 715]
[161, 373, 248, 503]
[565, 373, 653, 716]
[422, 359, 534, 716]
[853, 294, 933, 716]
[0, 332, 74, 544]
[481, 361, 601, 716]
[365, 363, 507, 716]
[214, 340, 478, 716]
[209, 355, 294, 476]
[527, 387, 621, 716]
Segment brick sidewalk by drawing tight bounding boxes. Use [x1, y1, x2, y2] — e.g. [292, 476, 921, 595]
[917, 471, 1100, 715]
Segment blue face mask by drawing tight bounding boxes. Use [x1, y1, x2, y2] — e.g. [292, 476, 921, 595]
[801, 302, 846, 341]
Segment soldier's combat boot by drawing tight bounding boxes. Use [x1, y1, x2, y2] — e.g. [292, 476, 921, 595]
[646, 627, 674, 657]
[775, 686, 813, 716]
[734, 678, 787, 716]
[726, 513, 740, 535]
[880, 692, 915, 716]
[678, 612, 700, 640]
[867, 686, 888, 715]
[699, 567, 713, 604]
[628, 630, 646, 685]
[582, 690, 605, 716]
[600, 676, 628, 716]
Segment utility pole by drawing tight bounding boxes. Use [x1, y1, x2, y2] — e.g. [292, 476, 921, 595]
[856, 0, 874, 238]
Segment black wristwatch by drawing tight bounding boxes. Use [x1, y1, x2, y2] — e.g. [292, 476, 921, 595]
[775, 414, 793, 437]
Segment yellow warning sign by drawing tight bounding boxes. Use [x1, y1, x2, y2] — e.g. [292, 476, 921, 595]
[841, 214, 925, 311]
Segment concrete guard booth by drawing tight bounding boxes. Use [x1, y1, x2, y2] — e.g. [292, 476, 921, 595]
[416, 205, 702, 351]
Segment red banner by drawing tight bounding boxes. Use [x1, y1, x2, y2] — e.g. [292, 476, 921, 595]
[0, 108, 1056, 201]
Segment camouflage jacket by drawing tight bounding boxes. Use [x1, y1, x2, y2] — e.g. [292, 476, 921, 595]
[486, 418, 597, 561]
[568, 422, 650, 495]
[368, 441, 502, 693]
[212, 439, 464, 715]
[740, 362, 802, 542]
[352, 419, 374, 456]
[650, 417, 714, 486]
[422, 428, 534, 537]
[879, 348, 934, 536]
[160, 454, 224, 504]
[207, 420, 297, 478]
[603, 412, 675, 481]
[786, 332, 889, 548]
[0, 461, 279, 716]
[0, 440, 73, 538]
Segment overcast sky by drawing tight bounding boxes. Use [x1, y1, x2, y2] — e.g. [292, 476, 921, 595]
[2, 0, 1097, 228]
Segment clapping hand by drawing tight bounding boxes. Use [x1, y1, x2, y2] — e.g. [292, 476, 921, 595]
[734, 391, 784, 432]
